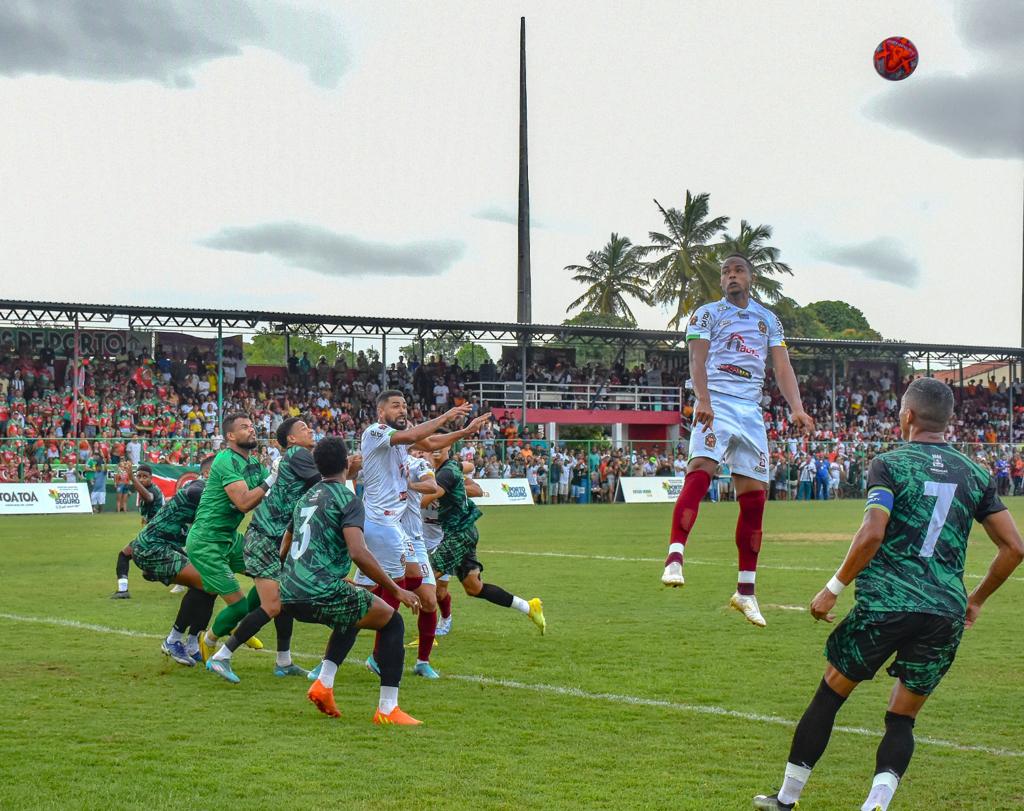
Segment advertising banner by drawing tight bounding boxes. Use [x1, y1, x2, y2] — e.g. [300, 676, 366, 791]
[0, 483, 92, 515]
[618, 476, 685, 503]
[472, 478, 535, 506]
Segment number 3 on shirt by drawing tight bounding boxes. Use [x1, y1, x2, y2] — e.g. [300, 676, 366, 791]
[920, 481, 957, 558]
[291, 506, 317, 560]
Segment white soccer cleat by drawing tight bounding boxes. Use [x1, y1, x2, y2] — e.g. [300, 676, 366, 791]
[730, 592, 767, 627]
[169, 584, 187, 594]
[661, 562, 685, 587]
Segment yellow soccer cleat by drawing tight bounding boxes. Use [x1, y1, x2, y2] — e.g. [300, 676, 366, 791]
[404, 637, 439, 650]
[527, 598, 546, 635]
[243, 635, 264, 650]
[198, 630, 217, 663]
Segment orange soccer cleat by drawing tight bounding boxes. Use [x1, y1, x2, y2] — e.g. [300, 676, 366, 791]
[307, 680, 341, 718]
[372, 706, 422, 726]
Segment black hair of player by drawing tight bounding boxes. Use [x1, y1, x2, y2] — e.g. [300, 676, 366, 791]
[223, 412, 250, 437]
[313, 436, 349, 478]
[902, 377, 954, 432]
[199, 454, 216, 472]
[376, 389, 405, 407]
[721, 253, 754, 274]
[276, 416, 303, 449]
[137, 464, 153, 474]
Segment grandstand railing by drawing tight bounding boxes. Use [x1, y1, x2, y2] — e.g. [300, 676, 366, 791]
[468, 381, 683, 411]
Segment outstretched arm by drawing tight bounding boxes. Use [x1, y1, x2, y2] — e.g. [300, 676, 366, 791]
[414, 413, 491, 451]
[390, 404, 472, 446]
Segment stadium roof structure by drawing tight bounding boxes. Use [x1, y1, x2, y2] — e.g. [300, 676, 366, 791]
[1, 299, 1022, 363]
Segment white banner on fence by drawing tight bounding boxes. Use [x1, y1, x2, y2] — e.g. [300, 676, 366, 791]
[0, 483, 92, 515]
[618, 476, 686, 503]
[472, 478, 535, 506]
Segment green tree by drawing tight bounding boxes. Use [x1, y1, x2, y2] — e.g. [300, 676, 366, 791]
[557, 312, 644, 368]
[803, 301, 880, 339]
[397, 337, 492, 370]
[565, 233, 651, 322]
[244, 329, 343, 366]
[637, 191, 729, 328]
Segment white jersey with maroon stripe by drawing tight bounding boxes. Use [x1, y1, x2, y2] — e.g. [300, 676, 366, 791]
[359, 423, 409, 526]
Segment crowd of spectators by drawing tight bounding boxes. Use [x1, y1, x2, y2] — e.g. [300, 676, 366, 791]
[2, 335, 1023, 501]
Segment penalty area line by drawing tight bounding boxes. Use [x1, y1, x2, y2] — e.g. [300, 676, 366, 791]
[1, 611, 1022, 759]
[479, 549, 1023, 583]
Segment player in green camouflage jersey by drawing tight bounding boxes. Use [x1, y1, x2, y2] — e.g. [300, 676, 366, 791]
[111, 464, 165, 599]
[278, 437, 423, 724]
[754, 378, 1024, 811]
[425, 440, 546, 635]
[210, 417, 325, 679]
[184, 413, 278, 677]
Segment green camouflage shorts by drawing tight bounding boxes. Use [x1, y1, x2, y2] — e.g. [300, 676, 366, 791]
[130, 537, 189, 586]
[825, 605, 964, 696]
[283, 581, 373, 633]
[243, 525, 283, 580]
[428, 526, 483, 582]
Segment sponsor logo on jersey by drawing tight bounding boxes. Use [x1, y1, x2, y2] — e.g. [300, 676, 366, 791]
[930, 454, 948, 475]
[704, 432, 717, 449]
[725, 332, 760, 357]
[716, 303, 729, 312]
[717, 363, 752, 379]
[737, 311, 750, 319]
[757, 320, 768, 335]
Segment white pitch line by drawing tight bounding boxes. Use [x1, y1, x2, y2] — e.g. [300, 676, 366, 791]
[478, 549, 1024, 582]
[764, 604, 808, 612]
[2, 611, 1022, 759]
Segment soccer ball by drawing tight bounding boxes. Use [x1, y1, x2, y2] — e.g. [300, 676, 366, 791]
[874, 36, 918, 81]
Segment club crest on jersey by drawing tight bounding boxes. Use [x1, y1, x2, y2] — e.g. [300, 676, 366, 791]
[704, 432, 717, 449]
[689, 315, 698, 327]
[757, 320, 768, 335]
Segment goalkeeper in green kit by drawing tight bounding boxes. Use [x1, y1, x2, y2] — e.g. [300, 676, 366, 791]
[184, 413, 279, 676]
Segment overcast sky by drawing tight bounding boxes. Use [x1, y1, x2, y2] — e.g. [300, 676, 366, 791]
[1, 0, 1022, 344]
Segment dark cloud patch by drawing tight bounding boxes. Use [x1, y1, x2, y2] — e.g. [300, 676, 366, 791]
[864, 0, 1024, 159]
[815, 237, 920, 287]
[0, 1, 348, 87]
[198, 222, 464, 277]
[865, 71, 1023, 159]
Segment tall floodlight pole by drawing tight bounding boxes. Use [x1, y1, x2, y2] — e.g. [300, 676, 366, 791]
[517, 17, 531, 431]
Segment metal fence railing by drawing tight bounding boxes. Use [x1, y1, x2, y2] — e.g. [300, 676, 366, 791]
[467, 381, 683, 411]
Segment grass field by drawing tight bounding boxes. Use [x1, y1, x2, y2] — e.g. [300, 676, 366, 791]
[2, 500, 1023, 810]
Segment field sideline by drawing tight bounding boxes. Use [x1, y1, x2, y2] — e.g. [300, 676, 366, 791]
[2, 501, 1022, 810]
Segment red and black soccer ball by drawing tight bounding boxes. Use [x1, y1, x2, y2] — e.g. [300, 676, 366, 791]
[874, 36, 918, 81]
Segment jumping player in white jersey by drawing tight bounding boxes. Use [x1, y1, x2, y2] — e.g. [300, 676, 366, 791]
[661, 254, 814, 626]
[356, 390, 489, 675]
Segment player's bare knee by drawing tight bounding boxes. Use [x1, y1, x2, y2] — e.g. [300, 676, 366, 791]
[461, 572, 483, 596]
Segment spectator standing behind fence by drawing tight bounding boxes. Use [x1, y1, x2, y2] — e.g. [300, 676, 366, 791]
[815, 453, 831, 500]
[798, 456, 815, 501]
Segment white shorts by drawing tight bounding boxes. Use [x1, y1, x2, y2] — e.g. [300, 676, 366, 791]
[423, 526, 444, 553]
[90, 490, 106, 505]
[353, 519, 413, 585]
[558, 483, 569, 496]
[689, 391, 769, 483]
[405, 534, 436, 587]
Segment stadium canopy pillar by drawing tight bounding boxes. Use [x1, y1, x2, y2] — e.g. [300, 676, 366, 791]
[1010, 360, 1015, 445]
[380, 333, 387, 389]
[830, 355, 837, 436]
[72, 314, 80, 439]
[520, 335, 529, 431]
[667, 422, 680, 445]
[546, 421, 557, 446]
[611, 422, 624, 449]
[284, 330, 290, 367]
[216, 320, 223, 435]
[958, 359, 964, 404]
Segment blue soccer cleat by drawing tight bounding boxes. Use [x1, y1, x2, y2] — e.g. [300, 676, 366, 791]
[206, 658, 240, 684]
[274, 662, 309, 678]
[161, 639, 195, 667]
[365, 654, 380, 676]
[413, 662, 440, 679]
[190, 650, 203, 665]
[307, 661, 322, 682]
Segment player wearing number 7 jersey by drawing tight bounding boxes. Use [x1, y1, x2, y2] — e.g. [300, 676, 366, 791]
[753, 378, 1024, 811]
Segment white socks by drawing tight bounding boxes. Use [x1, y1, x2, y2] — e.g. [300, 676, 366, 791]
[203, 630, 218, 646]
[186, 635, 199, 654]
[276, 650, 292, 667]
[318, 660, 338, 688]
[211, 645, 232, 663]
[378, 686, 399, 715]
[861, 772, 898, 811]
[511, 596, 530, 614]
[166, 628, 184, 644]
[117, 578, 128, 593]
[779, 762, 811, 805]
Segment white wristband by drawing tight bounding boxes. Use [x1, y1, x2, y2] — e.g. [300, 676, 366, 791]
[825, 575, 846, 596]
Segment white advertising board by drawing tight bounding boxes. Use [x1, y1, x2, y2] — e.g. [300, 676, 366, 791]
[0, 483, 92, 515]
[618, 476, 686, 503]
[472, 478, 535, 506]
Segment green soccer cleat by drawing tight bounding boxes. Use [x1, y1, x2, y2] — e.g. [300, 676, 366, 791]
[206, 658, 240, 684]
[365, 654, 380, 677]
[274, 663, 309, 678]
[307, 661, 322, 682]
[413, 662, 440, 679]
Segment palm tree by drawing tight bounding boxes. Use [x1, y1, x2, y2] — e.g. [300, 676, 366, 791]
[565, 233, 651, 323]
[637, 191, 729, 328]
[717, 220, 793, 303]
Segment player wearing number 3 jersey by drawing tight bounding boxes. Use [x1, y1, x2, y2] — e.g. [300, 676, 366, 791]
[753, 378, 1024, 811]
